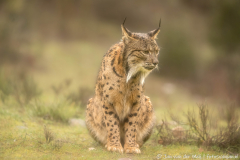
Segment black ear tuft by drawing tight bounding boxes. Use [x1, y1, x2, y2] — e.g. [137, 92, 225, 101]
[123, 17, 127, 25]
[159, 18, 161, 28]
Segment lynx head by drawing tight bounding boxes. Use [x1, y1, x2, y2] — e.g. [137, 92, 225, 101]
[121, 19, 161, 85]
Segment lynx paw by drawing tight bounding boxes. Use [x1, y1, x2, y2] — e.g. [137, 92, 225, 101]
[124, 147, 141, 154]
[105, 144, 123, 153]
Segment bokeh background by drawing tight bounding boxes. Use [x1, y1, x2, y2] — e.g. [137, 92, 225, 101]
[1, 0, 240, 114]
[1, 1, 240, 158]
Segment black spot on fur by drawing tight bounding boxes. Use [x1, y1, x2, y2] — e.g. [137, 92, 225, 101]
[110, 129, 113, 131]
[105, 111, 108, 114]
[101, 121, 105, 126]
[103, 60, 106, 71]
[124, 118, 129, 123]
[109, 86, 113, 90]
[144, 117, 149, 123]
[102, 105, 105, 108]
[105, 107, 108, 110]
[129, 122, 132, 126]
[114, 114, 119, 120]
[108, 111, 114, 115]
[107, 123, 109, 126]
[106, 82, 109, 85]
[111, 57, 115, 66]
[137, 95, 140, 98]
[103, 75, 106, 79]
[106, 95, 109, 97]
[114, 121, 117, 125]
[133, 113, 137, 116]
[132, 102, 138, 107]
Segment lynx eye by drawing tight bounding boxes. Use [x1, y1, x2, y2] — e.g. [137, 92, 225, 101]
[142, 51, 149, 54]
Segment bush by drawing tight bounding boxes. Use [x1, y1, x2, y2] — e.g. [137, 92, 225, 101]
[158, 29, 197, 80]
[156, 104, 240, 153]
[0, 70, 41, 105]
[32, 101, 81, 123]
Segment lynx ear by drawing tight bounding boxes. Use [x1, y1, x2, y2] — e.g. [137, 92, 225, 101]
[121, 18, 135, 40]
[148, 19, 161, 39]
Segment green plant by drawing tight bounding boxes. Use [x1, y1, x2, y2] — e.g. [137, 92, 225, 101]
[32, 101, 81, 123]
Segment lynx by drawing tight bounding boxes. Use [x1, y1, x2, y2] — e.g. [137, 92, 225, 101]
[86, 19, 161, 154]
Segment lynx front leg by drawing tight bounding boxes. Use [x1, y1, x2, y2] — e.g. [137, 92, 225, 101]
[103, 103, 123, 153]
[124, 103, 141, 154]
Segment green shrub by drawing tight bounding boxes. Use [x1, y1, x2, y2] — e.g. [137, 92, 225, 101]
[158, 29, 197, 80]
[32, 101, 81, 123]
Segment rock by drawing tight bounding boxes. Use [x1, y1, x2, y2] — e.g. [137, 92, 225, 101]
[172, 126, 185, 139]
[88, 147, 95, 151]
[16, 126, 28, 130]
[69, 118, 86, 127]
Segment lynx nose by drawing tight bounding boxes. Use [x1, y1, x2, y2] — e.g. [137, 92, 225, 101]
[153, 59, 159, 66]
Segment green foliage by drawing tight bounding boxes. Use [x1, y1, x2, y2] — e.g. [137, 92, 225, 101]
[51, 79, 72, 96]
[0, 71, 13, 102]
[0, 70, 41, 105]
[159, 29, 197, 79]
[67, 87, 94, 107]
[32, 101, 81, 123]
[13, 73, 41, 105]
[210, 1, 240, 53]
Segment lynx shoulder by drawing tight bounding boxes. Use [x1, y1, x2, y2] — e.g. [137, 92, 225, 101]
[86, 19, 161, 154]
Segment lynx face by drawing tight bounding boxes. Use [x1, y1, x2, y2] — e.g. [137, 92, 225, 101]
[121, 21, 161, 84]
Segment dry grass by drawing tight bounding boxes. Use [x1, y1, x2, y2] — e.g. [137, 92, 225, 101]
[44, 126, 54, 144]
[156, 103, 240, 153]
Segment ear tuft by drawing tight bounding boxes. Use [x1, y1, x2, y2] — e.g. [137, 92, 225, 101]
[121, 18, 135, 40]
[148, 19, 161, 39]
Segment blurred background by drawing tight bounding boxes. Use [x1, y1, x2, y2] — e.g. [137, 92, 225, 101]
[0, 0, 240, 112]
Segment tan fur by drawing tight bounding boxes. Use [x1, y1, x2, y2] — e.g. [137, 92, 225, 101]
[85, 21, 161, 154]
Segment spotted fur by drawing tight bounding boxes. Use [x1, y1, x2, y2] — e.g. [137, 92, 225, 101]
[86, 20, 161, 154]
